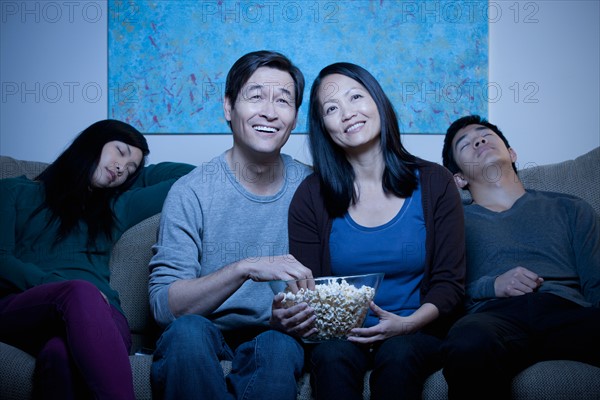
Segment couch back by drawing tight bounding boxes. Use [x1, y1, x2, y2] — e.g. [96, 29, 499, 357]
[457, 147, 600, 217]
[2, 147, 599, 352]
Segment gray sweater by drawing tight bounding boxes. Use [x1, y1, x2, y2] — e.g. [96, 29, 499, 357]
[464, 190, 600, 312]
[148, 152, 311, 329]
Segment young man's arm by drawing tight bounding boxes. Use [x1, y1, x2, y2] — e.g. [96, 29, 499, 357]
[572, 201, 600, 307]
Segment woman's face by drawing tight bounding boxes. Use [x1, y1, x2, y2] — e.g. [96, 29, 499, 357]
[90, 141, 143, 188]
[317, 73, 381, 152]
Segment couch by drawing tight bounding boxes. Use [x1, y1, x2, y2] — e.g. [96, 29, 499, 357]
[1, 147, 599, 400]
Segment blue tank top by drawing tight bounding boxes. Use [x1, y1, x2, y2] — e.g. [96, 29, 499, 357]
[330, 177, 426, 327]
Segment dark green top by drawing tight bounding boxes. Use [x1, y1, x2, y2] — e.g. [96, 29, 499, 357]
[0, 162, 194, 314]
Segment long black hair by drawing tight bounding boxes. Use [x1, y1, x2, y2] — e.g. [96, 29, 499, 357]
[308, 62, 418, 217]
[35, 119, 149, 245]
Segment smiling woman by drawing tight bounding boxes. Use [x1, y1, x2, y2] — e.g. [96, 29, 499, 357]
[283, 62, 466, 400]
[0, 119, 194, 399]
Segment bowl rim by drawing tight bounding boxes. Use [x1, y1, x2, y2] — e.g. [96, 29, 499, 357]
[270, 272, 385, 285]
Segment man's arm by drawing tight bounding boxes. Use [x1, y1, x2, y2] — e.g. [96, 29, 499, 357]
[572, 202, 600, 307]
[148, 178, 312, 327]
[168, 254, 311, 318]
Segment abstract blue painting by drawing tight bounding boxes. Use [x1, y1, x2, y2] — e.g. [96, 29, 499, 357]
[108, 0, 488, 134]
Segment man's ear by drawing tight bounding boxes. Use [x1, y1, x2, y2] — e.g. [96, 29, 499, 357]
[453, 173, 468, 189]
[224, 96, 233, 122]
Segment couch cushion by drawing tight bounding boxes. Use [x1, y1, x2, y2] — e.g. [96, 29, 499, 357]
[519, 147, 600, 216]
[109, 214, 162, 347]
[0, 342, 34, 400]
[511, 360, 600, 400]
[0, 156, 48, 180]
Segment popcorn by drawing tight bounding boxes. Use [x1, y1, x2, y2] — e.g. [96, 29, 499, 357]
[279, 278, 376, 341]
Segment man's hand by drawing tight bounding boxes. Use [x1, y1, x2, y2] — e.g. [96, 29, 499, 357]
[494, 266, 543, 297]
[245, 254, 313, 282]
[270, 293, 317, 338]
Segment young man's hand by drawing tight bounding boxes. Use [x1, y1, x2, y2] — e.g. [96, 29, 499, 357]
[494, 266, 544, 297]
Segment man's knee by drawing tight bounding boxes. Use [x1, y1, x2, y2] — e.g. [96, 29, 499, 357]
[158, 315, 220, 352]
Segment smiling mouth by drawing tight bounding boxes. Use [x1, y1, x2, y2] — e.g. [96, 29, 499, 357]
[253, 125, 279, 133]
[345, 122, 364, 133]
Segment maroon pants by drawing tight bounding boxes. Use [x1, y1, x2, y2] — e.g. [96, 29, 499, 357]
[0, 280, 135, 400]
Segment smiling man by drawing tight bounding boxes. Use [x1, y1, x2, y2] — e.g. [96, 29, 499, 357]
[148, 51, 313, 400]
[440, 115, 600, 400]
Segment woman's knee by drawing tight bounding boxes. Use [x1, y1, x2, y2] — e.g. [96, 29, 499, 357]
[55, 280, 105, 305]
[310, 340, 362, 366]
[37, 336, 70, 367]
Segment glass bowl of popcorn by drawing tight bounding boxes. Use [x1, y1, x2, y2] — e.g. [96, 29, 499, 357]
[270, 273, 384, 343]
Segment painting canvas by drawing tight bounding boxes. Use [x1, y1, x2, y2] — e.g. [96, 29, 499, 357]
[108, 0, 488, 134]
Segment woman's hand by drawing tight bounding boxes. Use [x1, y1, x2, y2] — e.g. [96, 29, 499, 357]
[270, 293, 317, 339]
[347, 301, 439, 344]
[346, 301, 415, 344]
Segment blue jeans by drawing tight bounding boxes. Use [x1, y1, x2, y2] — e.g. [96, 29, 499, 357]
[151, 315, 304, 400]
[309, 333, 442, 400]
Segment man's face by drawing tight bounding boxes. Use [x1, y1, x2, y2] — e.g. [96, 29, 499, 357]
[224, 67, 297, 157]
[451, 124, 516, 187]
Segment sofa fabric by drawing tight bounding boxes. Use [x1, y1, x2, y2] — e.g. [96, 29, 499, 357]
[1, 148, 599, 399]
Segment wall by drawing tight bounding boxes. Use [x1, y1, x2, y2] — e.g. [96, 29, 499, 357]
[1, 1, 599, 168]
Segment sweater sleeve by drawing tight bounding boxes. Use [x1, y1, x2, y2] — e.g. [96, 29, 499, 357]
[148, 177, 204, 327]
[420, 163, 466, 317]
[572, 200, 600, 307]
[114, 162, 195, 231]
[0, 180, 66, 293]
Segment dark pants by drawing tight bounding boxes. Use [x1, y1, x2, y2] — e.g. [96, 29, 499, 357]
[0, 280, 135, 400]
[441, 292, 600, 400]
[308, 332, 442, 400]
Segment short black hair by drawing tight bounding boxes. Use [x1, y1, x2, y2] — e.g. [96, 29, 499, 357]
[442, 115, 516, 175]
[224, 50, 305, 124]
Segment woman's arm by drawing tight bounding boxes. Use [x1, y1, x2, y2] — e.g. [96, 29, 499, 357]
[288, 174, 328, 277]
[421, 164, 466, 317]
[0, 180, 66, 293]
